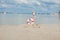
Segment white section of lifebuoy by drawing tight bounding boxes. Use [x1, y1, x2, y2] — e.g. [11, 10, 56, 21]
[27, 19, 30, 22]
[30, 18, 34, 22]
[26, 18, 30, 24]
[31, 22, 34, 24]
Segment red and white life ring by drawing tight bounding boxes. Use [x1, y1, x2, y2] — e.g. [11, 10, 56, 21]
[26, 18, 35, 24]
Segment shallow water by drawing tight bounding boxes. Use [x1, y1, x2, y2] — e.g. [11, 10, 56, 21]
[0, 13, 60, 25]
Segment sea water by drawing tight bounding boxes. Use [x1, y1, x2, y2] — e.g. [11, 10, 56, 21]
[0, 13, 60, 25]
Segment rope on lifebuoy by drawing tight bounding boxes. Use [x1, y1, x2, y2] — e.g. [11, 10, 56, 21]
[26, 18, 35, 24]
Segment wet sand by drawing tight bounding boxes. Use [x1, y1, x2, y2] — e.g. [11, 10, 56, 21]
[0, 24, 60, 40]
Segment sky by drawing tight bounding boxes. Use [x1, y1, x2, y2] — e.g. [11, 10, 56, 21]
[0, 0, 60, 13]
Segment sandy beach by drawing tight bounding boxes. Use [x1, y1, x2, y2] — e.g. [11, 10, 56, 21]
[0, 24, 60, 40]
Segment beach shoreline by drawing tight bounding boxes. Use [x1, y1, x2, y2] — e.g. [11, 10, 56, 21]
[0, 24, 60, 40]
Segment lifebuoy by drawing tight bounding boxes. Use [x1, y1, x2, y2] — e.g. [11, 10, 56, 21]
[26, 18, 35, 24]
